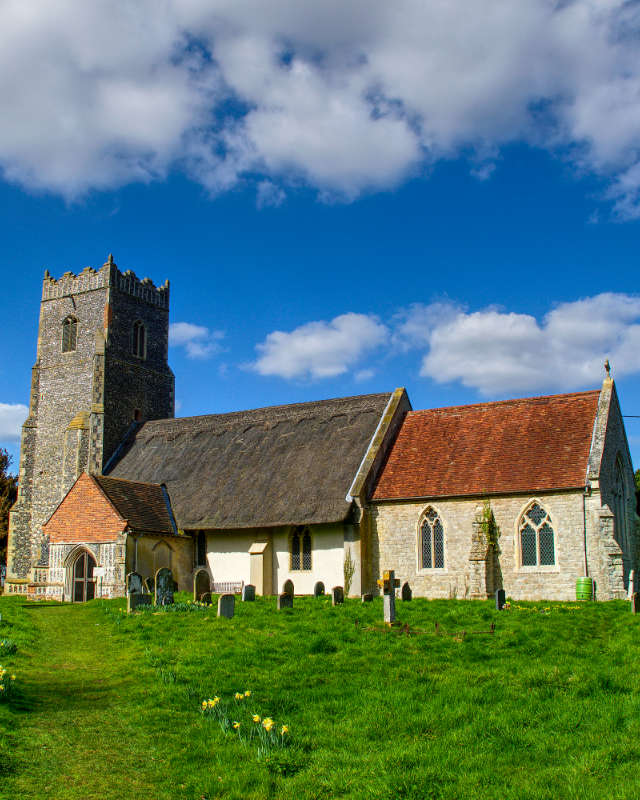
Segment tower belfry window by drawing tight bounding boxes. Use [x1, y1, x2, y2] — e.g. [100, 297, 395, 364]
[62, 316, 77, 352]
[132, 320, 146, 359]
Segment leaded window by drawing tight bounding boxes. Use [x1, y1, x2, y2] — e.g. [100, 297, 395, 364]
[420, 508, 445, 569]
[290, 527, 311, 570]
[132, 320, 146, 359]
[519, 502, 555, 566]
[62, 316, 77, 353]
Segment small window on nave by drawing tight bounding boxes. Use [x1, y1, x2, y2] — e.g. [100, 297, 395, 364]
[519, 502, 555, 567]
[132, 320, 146, 359]
[290, 527, 312, 571]
[420, 507, 445, 569]
[62, 316, 77, 353]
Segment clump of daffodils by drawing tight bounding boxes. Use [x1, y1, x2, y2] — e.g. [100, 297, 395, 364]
[200, 690, 290, 754]
[0, 665, 16, 700]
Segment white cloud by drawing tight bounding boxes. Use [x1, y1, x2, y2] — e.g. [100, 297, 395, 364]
[409, 293, 640, 395]
[169, 322, 224, 359]
[0, 403, 28, 441]
[355, 368, 375, 382]
[251, 312, 388, 379]
[256, 180, 286, 209]
[2, 2, 640, 213]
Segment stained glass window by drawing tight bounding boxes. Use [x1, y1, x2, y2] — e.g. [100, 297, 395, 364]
[520, 503, 555, 567]
[421, 509, 445, 569]
[62, 316, 77, 352]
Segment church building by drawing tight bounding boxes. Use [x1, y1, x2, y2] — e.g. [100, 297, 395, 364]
[4, 259, 638, 602]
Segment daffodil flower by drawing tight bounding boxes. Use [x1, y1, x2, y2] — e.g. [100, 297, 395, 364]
[232, 721, 241, 730]
[244, 690, 251, 697]
[280, 725, 289, 736]
[252, 714, 261, 723]
[262, 717, 274, 732]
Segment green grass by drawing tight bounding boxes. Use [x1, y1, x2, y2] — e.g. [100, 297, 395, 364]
[0, 593, 639, 800]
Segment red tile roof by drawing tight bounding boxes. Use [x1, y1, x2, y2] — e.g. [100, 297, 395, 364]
[371, 390, 600, 500]
[93, 475, 176, 534]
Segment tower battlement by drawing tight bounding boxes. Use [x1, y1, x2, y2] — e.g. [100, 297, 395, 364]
[42, 254, 170, 309]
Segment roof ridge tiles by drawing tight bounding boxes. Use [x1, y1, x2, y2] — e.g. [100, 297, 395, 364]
[408, 389, 600, 417]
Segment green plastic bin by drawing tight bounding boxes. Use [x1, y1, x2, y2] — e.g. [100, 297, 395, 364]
[576, 576, 594, 601]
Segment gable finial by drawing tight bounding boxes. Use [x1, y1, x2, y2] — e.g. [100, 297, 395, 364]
[604, 358, 611, 379]
[107, 253, 114, 265]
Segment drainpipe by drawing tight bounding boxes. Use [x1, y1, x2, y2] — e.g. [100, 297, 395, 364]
[582, 488, 589, 577]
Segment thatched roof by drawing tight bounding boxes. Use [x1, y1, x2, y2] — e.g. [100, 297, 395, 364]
[107, 393, 393, 529]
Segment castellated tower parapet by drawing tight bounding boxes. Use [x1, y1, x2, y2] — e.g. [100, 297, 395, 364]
[5, 255, 175, 593]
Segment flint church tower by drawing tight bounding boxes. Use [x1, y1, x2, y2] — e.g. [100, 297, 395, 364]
[5, 255, 174, 594]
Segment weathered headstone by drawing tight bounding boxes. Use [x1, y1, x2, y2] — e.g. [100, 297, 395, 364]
[332, 586, 344, 606]
[193, 568, 211, 602]
[495, 588, 506, 611]
[377, 570, 400, 624]
[144, 576, 155, 594]
[629, 570, 636, 599]
[200, 591, 212, 606]
[314, 581, 325, 597]
[631, 593, 640, 614]
[283, 579, 294, 597]
[361, 593, 373, 603]
[155, 567, 174, 606]
[127, 592, 152, 613]
[277, 592, 293, 610]
[126, 571, 143, 595]
[218, 593, 235, 619]
[401, 582, 412, 602]
[242, 584, 256, 602]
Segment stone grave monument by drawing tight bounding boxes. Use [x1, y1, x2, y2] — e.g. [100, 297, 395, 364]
[277, 592, 293, 610]
[377, 570, 400, 624]
[632, 593, 640, 614]
[361, 593, 373, 602]
[283, 579, 294, 597]
[127, 593, 152, 612]
[332, 586, 344, 606]
[314, 581, 325, 597]
[218, 593, 235, 618]
[193, 568, 211, 602]
[155, 568, 174, 606]
[242, 584, 256, 602]
[401, 582, 412, 602]
[200, 592, 212, 606]
[126, 571, 143, 596]
[495, 588, 506, 611]
[144, 576, 155, 594]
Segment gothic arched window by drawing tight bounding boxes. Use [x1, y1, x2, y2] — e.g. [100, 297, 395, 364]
[62, 316, 77, 353]
[132, 320, 146, 359]
[290, 527, 312, 570]
[519, 502, 555, 566]
[420, 507, 445, 569]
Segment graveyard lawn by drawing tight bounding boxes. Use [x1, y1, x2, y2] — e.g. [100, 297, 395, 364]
[0, 596, 639, 800]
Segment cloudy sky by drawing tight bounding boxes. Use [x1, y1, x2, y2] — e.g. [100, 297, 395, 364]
[1, 0, 640, 468]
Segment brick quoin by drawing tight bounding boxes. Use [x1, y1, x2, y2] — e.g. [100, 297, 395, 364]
[43, 473, 126, 544]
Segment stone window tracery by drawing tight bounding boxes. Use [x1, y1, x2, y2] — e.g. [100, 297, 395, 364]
[132, 319, 146, 359]
[290, 526, 312, 570]
[420, 507, 445, 569]
[62, 316, 77, 353]
[519, 502, 555, 566]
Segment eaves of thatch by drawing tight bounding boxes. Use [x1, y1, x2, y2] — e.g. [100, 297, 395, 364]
[106, 392, 397, 530]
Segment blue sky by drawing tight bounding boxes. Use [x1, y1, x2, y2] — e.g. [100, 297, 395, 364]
[1, 1, 640, 471]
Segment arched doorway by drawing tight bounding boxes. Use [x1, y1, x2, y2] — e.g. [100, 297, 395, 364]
[72, 551, 97, 602]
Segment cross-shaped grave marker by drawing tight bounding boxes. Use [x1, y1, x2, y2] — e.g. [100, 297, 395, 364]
[377, 569, 401, 624]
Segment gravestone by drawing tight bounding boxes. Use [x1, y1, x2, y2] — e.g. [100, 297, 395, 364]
[283, 579, 294, 597]
[495, 588, 506, 611]
[242, 584, 256, 602]
[193, 568, 211, 602]
[314, 581, 325, 597]
[401, 582, 412, 602]
[631, 593, 640, 614]
[155, 567, 174, 606]
[377, 570, 400, 624]
[200, 592, 212, 606]
[332, 586, 344, 606]
[144, 576, 155, 594]
[126, 571, 143, 596]
[127, 592, 152, 613]
[218, 593, 235, 619]
[277, 592, 293, 610]
[629, 570, 636, 599]
[361, 593, 373, 603]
